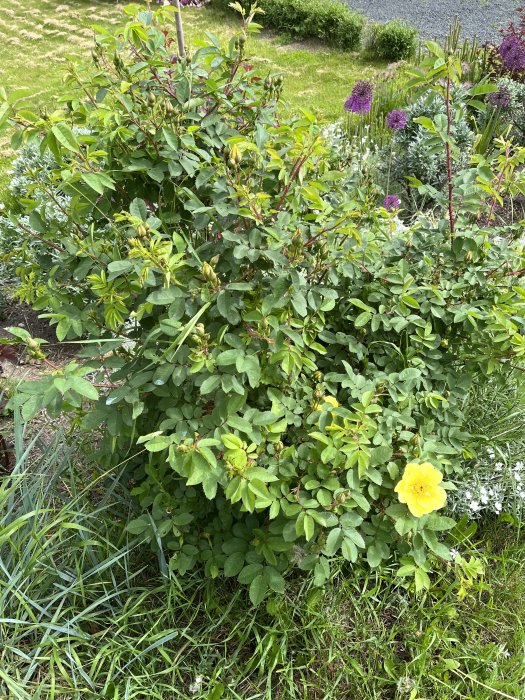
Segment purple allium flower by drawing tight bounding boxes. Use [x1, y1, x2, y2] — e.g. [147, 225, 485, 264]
[386, 109, 408, 130]
[344, 80, 373, 115]
[383, 194, 400, 212]
[499, 35, 525, 71]
[488, 85, 511, 109]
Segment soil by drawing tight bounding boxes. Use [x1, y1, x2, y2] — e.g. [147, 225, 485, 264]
[0, 296, 81, 472]
[1, 297, 79, 370]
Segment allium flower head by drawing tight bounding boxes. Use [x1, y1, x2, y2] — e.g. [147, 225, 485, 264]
[344, 80, 373, 115]
[386, 109, 407, 130]
[395, 462, 447, 517]
[488, 85, 511, 109]
[383, 194, 400, 211]
[499, 35, 525, 71]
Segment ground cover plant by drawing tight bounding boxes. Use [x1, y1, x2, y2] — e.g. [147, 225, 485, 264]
[1, 2, 525, 699]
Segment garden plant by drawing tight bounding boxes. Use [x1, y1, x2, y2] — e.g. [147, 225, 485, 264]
[1, 1, 525, 698]
[1, 4, 525, 606]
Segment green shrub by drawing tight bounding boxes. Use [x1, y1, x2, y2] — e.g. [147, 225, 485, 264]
[216, 0, 364, 51]
[368, 20, 418, 61]
[3, 5, 525, 603]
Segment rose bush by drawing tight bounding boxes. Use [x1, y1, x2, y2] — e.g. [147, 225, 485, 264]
[2, 5, 525, 602]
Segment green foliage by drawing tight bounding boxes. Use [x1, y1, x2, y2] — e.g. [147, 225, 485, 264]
[388, 90, 474, 199]
[2, 427, 524, 699]
[216, 0, 365, 51]
[367, 19, 418, 62]
[0, 0, 385, 126]
[3, 6, 525, 602]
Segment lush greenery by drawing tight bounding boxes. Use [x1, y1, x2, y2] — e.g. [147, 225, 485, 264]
[2, 7, 525, 606]
[2, 2, 525, 699]
[214, 0, 365, 51]
[0, 0, 384, 167]
[1, 423, 524, 699]
[366, 19, 418, 61]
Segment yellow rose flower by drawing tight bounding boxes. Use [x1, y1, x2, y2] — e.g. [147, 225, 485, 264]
[322, 396, 339, 409]
[394, 462, 447, 518]
[315, 396, 340, 430]
[313, 395, 339, 411]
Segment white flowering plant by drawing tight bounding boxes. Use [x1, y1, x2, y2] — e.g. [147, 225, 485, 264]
[450, 373, 525, 521]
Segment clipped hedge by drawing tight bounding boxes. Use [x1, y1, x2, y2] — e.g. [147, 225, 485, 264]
[367, 19, 418, 61]
[215, 0, 365, 51]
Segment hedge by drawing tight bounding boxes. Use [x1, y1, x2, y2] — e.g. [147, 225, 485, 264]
[214, 0, 365, 51]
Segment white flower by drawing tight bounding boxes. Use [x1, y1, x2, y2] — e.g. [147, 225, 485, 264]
[498, 644, 511, 659]
[189, 676, 204, 695]
[465, 490, 472, 499]
[495, 462, 503, 472]
[470, 501, 480, 511]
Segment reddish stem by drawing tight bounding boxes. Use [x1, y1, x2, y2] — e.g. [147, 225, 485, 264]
[445, 72, 455, 238]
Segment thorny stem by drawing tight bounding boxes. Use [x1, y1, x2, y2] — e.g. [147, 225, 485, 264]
[274, 148, 313, 216]
[445, 70, 455, 238]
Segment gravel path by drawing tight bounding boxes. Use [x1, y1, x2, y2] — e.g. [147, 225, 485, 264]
[347, 0, 517, 42]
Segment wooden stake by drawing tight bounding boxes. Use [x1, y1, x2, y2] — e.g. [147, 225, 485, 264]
[172, 0, 186, 58]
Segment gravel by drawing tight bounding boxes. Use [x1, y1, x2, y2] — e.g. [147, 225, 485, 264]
[346, 0, 517, 42]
